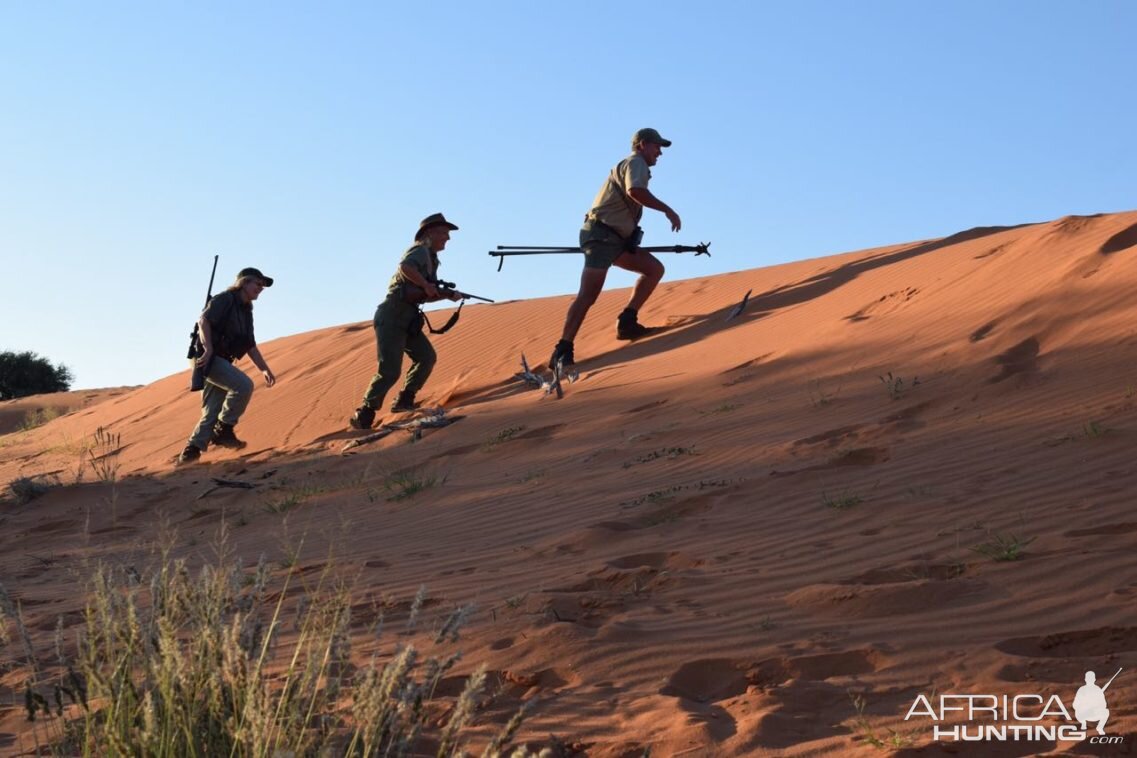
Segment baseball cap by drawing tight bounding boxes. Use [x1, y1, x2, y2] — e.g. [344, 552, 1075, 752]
[237, 267, 273, 287]
[632, 128, 672, 149]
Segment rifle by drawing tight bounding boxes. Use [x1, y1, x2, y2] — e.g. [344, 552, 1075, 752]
[401, 280, 494, 336]
[403, 279, 495, 305]
[488, 242, 711, 271]
[187, 255, 219, 392]
[1102, 667, 1123, 692]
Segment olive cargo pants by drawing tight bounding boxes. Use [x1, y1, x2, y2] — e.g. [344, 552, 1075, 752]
[360, 298, 436, 410]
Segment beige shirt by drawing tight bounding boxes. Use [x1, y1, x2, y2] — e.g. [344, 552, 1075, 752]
[386, 240, 439, 297]
[586, 152, 651, 238]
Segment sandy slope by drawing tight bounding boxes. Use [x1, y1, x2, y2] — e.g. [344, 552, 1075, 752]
[3, 211, 1137, 755]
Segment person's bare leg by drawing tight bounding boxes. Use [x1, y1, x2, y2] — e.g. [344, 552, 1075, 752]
[560, 267, 609, 342]
[614, 251, 665, 312]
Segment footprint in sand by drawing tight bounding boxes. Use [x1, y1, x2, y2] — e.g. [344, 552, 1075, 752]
[661, 658, 749, 703]
[792, 425, 863, 450]
[586, 493, 718, 533]
[515, 423, 565, 441]
[878, 400, 934, 433]
[786, 563, 987, 618]
[990, 337, 1040, 384]
[845, 287, 920, 322]
[436, 667, 576, 698]
[744, 679, 854, 750]
[970, 321, 998, 342]
[746, 648, 884, 688]
[720, 354, 774, 387]
[1064, 522, 1137, 538]
[822, 446, 890, 468]
[605, 551, 702, 570]
[774, 445, 890, 477]
[28, 518, 82, 535]
[996, 658, 1104, 685]
[995, 626, 1137, 658]
[622, 399, 668, 414]
[994, 626, 1137, 687]
[843, 563, 966, 585]
[973, 242, 1007, 260]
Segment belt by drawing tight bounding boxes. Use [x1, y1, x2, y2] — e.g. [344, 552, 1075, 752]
[586, 216, 628, 240]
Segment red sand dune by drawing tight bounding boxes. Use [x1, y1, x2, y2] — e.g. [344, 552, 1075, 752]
[3, 210, 1137, 755]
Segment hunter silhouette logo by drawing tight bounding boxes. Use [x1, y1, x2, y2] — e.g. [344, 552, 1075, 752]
[904, 668, 1124, 744]
[1075, 668, 1120, 736]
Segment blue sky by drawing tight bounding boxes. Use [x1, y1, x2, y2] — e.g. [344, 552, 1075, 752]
[2, 1, 1133, 389]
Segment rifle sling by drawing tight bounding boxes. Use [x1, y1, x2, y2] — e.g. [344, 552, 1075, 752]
[421, 302, 463, 335]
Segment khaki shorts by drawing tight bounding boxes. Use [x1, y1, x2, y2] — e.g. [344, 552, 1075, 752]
[580, 220, 631, 270]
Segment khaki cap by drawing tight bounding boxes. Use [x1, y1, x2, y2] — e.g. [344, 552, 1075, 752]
[632, 127, 672, 149]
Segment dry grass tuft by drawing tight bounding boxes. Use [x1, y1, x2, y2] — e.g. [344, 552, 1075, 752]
[15, 528, 533, 756]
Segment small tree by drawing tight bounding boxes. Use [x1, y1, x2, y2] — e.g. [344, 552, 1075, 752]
[0, 351, 74, 400]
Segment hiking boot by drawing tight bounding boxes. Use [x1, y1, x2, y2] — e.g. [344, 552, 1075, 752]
[349, 406, 376, 430]
[177, 444, 202, 465]
[211, 422, 247, 449]
[390, 390, 419, 413]
[549, 339, 575, 369]
[616, 308, 651, 340]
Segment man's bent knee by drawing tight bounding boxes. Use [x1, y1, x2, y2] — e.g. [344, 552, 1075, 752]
[234, 373, 255, 397]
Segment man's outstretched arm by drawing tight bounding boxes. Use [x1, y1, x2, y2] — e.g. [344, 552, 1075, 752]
[628, 187, 681, 231]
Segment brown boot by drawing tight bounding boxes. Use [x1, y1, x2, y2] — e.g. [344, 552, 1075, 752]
[389, 390, 419, 413]
[349, 406, 376, 430]
[177, 444, 202, 465]
[616, 308, 651, 340]
[211, 422, 247, 449]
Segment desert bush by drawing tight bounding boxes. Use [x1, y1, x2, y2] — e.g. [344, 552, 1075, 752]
[7, 476, 55, 504]
[20, 406, 62, 431]
[878, 371, 919, 401]
[0, 351, 73, 400]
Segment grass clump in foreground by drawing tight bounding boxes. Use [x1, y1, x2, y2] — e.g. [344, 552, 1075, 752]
[822, 489, 863, 510]
[28, 529, 533, 756]
[972, 531, 1035, 562]
[382, 468, 447, 502]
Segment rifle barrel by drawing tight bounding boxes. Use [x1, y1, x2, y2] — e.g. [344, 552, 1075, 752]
[489, 246, 709, 255]
[496, 245, 583, 250]
[204, 254, 219, 304]
[489, 249, 581, 255]
[489, 242, 710, 270]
